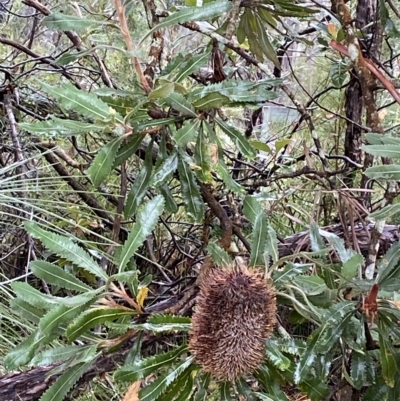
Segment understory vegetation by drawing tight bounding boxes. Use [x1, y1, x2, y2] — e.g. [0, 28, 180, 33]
[2, 0, 400, 400]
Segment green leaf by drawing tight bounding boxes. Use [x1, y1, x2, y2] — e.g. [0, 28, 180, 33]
[377, 241, 400, 285]
[4, 330, 48, 369]
[369, 203, 400, 221]
[220, 382, 233, 400]
[255, 15, 280, 67]
[39, 300, 94, 336]
[174, 52, 210, 82]
[216, 118, 256, 159]
[243, 196, 263, 223]
[140, 1, 232, 42]
[66, 308, 136, 341]
[43, 12, 108, 31]
[273, 263, 311, 288]
[124, 142, 154, 218]
[173, 120, 200, 147]
[11, 282, 59, 310]
[362, 144, 400, 158]
[113, 135, 144, 168]
[164, 93, 197, 117]
[39, 361, 93, 401]
[131, 322, 191, 333]
[216, 160, 245, 194]
[249, 212, 268, 267]
[88, 136, 124, 186]
[19, 117, 104, 137]
[118, 195, 165, 272]
[147, 314, 191, 325]
[319, 228, 355, 263]
[265, 341, 291, 370]
[378, 322, 396, 387]
[31, 345, 97, 366]
[151, 151, 178, 187]
[11, 298, 44, 324]
[206, 242, 232, 267]
[329, 60, 348, 87]
[148, 82, 175, 100]
[40, 82, 121, 122]
[159, 184, 178, 213]
[365, 165, 400, 180]
[24, 222, 108, 280]
[341, 254, 363, 281]
[30, 261, 92, 292]
[139, 357, 194, 401]
[193, 128, 212, 182]
[350, 351, 368, 390]
[266, 224, 279, 264]
[192, 373, 211, 401]
[365, 133, 400, 145]
[295, 275, 327, 295]
[249, 140, 272, 153]
[192, 92, 230, 109]
[115, 345, 188, 382]
[178, 157, 205, 222]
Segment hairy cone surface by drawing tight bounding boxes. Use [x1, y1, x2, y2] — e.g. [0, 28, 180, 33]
[189, 268, 276, 381]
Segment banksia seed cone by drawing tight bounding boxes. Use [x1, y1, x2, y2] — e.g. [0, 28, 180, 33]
[189, 267, 276, 381]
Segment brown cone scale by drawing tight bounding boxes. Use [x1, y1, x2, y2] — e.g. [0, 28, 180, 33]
[189, 268, 276, 381]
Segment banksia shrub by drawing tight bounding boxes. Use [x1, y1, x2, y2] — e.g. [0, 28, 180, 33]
[189, 266, 276, 381]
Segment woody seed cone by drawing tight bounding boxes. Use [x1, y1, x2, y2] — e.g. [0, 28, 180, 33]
[189, 267, 276, 381]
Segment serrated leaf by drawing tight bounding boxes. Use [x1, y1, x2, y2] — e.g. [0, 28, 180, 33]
[148, 82, 175, 100]
[139, 357, 194, 401]
[164, 93, 197, 117]
[265, 342, 291, 370]
[40, 82, 121, 121]
[363, 144, 400, 158]
[4, 330, 48, 369]
[243, 196, 263, 223]
[174, 52, 210, 82]
[255, 15, 280, 67]
[131, 322, 191, 332]
[88, 136, 124, 186]
[273, 263, 311, 287]
[39, 300, 94, 336]
[66, 307, 136, 341]
[178, 157, 204, 222]
[194, 128, 212, 182]
[206, 242, 232, 267]
[151, 151, 178, 187]
[174, 120, 200, 147]
[118, 195, 165, 272]
[147, 314, 191, 325]
[216, 161, 245, 193]
[378, 323, 396, 387]
[369, 203, 400, 221]
[24, 222, 108, 280]
[365, 165, 400, 180]
[192, 92, 230, 109]
[159, 184, 178, 213]
[266, 224, 279, 263]
[115, 345, 188, 382]
[31, 345, 97, 366]
[249, 212, 268, 267]
[365, 133, 400, 145]
[19, 117, 104, 137]
[140, 1, 232, 43]
[319, 228, 355, 263]
[350, 351, 367, 390]
[216, 118, 256, 159]
[220, 382, 233, 400]
[113, 135, 144, 168]
[11, 298, 44, 324]
[192, 373, 211, 401]
[11, 281, 59, 310]
[377, 241, 400, 285]
[124, 142, 154, 218]
[39, 361, 93, 401]
[43, 12, 108, 31]
[341, 254, 363, 281]
[295, 275, 327, 295]
[30, 261, 92, 292]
